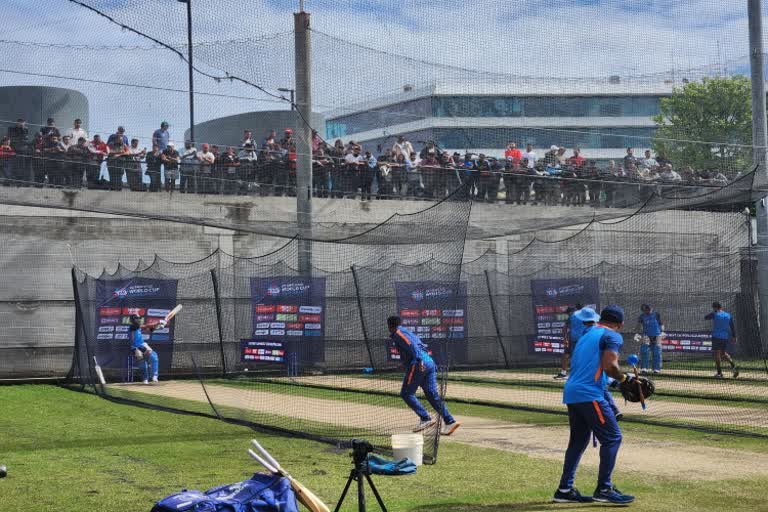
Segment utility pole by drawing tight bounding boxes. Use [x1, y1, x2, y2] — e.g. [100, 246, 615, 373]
[748, 0, 768, 349]
[179, 0, 195, 143]
[294, 4, 313, 275]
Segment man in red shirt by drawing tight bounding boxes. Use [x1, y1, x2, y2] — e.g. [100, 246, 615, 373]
[505, 142, 522, 166]
[568, 147, 586, 168]
[0, 136, 16, 185]
[87, 135, 109, 188]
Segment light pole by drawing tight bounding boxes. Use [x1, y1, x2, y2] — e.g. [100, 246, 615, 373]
[294, 7, 312, 275]
[748, 0, 768, 350]
[178, 0, 195, 143]
[278, 88, 296, 110]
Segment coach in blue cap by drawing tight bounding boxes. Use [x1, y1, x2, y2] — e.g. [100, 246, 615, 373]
[553, 305, 636, 505]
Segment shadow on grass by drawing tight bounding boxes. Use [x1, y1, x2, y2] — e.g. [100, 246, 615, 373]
[408, 502, 628, 512]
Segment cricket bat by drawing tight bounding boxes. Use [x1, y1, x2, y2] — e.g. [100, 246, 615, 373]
[164, 305, 183, 322]
[250, 440, 330, 512]
[93, 356, 106, 386]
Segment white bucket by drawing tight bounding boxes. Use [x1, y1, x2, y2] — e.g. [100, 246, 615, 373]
[391, 433, 424, 466]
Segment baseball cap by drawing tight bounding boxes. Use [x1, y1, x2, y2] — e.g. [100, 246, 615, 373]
[167, 141, 175, 147]
[285, 128, 293, 134]
[600, 305, 625, 324]
[574, 307, 601, 323]
[550, 145, 558, 151]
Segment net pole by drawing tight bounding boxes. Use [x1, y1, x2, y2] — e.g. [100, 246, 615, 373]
[210, 269, 228, 377]
[294, 9, 313, 275]
[484, 270, 510, 368]
[182, 0, 195, 143]
[748, 0, 768, 350]
[351, 266, 376, 369]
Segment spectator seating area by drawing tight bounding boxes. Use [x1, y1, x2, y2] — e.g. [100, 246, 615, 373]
[0, 117, 735, 208]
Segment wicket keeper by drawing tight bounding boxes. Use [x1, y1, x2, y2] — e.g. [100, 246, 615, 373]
[387, 316, 460, 435]
[705, 302, 739, 378]
[129, 313, 165, 384]
[553, 305, 635, 505]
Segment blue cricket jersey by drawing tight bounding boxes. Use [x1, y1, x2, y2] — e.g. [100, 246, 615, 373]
[129, 326, 145, 350]
[390, 327, 431, 366]
[563, 326, 623, 404]
[638, 311, 662, 337]
[569, 313, 587, 343]
[705, 310, 735, 340]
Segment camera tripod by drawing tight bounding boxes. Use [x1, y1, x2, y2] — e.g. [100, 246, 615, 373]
[334, 440, 387, 512]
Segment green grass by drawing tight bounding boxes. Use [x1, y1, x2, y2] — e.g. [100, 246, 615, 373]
[2, 385, 767, 511]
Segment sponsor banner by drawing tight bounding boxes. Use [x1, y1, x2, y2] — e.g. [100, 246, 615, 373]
[528, 278, 599, 355]
[251, 276, 325, 348]
[240, 339, 287, 363]
[98, 326, 115, 333]
[393, 281, 468, 365]
[100, 317, 119, 325]
[661, 331, 713, 352]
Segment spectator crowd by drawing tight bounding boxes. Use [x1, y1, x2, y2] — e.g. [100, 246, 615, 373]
[0, 117, 735, 208]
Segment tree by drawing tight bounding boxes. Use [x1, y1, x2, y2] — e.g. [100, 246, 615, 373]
[652, 76, 753, 173]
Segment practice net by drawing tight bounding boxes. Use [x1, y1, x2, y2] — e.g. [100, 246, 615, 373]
[1, 0, 768, 461]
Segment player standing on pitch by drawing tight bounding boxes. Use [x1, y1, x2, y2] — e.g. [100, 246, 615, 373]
[706, 301, 739, 379]
[129, 314, 166, 384]
[553, 305, 635, 505]
[636, 304, 664, 374]
[554, 303, 583, 379]
[387, 316, 461, 435]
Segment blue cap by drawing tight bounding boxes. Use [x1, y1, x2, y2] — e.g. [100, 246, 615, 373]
[574, 307, 600, 323]
[600, 305, 624, 324]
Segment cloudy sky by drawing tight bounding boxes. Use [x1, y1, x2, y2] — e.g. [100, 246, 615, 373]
[1, 0, 765, 146]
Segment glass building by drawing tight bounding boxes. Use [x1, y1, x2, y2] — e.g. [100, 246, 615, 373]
[326, 81, 674, 161]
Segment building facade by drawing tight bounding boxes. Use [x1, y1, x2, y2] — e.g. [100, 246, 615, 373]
[326, 81, 674, 162]
[0, 86, 89, 135]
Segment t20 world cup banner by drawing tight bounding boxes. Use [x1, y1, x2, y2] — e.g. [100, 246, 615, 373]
[94, 278, 179, 374]
[394, 281, 468, 366]
[247, 277, 327, 366]
[528, 278, 599, 355]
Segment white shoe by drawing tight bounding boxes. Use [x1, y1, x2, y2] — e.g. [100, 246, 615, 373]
[652, 370, 661, 375]
[413, 418, 436, 433]
[151, 376, 159, 383]
[142, 379, 149, 385]
[640, 368, 650, 375]
[440, 421, 461, 436]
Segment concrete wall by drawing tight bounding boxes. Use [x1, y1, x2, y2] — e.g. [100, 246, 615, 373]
[0, 194, 747, 377]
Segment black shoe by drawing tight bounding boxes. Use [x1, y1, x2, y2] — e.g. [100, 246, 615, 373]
[593, 485, 635, 504]
[615, 412, 624, 422]
[553, 488, 593, 503]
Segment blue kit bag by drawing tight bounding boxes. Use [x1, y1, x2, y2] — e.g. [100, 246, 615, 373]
[151, 472, 298, 512]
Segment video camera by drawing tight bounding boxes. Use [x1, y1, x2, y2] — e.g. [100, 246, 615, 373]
[351, 439, 374, 465]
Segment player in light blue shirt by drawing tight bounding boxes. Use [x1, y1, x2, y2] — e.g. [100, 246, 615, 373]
[636, 304, 664, 374]
[129, 314, 165, 384]
[553, 305, 636, 505]
[705, 301, 739, 378]
[554, 304, 583, 380]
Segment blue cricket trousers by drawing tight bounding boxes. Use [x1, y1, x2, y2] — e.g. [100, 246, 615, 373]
[400, 358, 455, 424]
[558, 399, 622, 491]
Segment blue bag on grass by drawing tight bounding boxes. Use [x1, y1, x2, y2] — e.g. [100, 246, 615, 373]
[151, 472, 298, 512]
[364, 454, 417, 476]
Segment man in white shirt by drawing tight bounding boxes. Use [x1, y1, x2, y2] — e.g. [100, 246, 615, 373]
[179, 141, 198, 193]
[523, 143, 538, 169]
[343, 148, 364, 198]
[65, 119, 88, 145]
[392, 135, 415, 160]
[640, 150, 658, 170]
[197, 143, 215, 194]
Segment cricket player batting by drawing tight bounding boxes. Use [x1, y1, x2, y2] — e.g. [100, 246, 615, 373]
[387, 316, 460, 435]
[129, 314, 165, 384]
